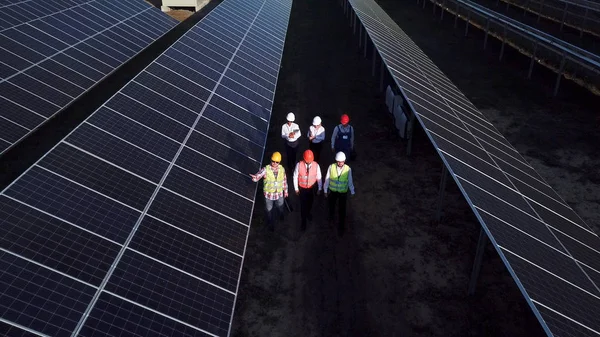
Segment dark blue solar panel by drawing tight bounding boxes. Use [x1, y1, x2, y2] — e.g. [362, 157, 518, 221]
[344, 0, 600, 336]
[0, 0, 177, 154]
[1, 0, 292, 335]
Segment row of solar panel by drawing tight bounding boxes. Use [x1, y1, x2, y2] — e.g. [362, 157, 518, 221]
[0, 0, 178, 154]
[347, 0, 600, 335]
[0, 0, 292, 335]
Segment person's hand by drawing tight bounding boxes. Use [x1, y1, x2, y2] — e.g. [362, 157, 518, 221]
[249, 174, 257, 180]
[309, 136, 315, 141]
[284, 192, 289, 198]
[289, 132, 294, 138]
[295, 190, 300, 196]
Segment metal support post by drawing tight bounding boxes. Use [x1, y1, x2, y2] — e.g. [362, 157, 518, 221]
[422, 0, 426, 9]
[527, 42, 538, 79]
[560, 3, 568, 31]
[523, 0, 528, 15]
[499, 25, 507, 60]
[379, 61, 385, 92]
[580, 9, 588, 37]
[353, 13, 357, 34]
[464, 13, 470, 36]
[505, 1, 509, 11]
[553, 54, 566, 96]
[435, 164, 448, 222]
[364, 30, 368, 57]
[483, 19, 490, 49]
[359, 24, 362, 47]
[406, 112, 416, 156]
[440, 0, 445, 20]
[468, 228, 488, 295]
[372, 48, 377, 76]
[454, 3, 459, 28]
[537, 0, 544, 22]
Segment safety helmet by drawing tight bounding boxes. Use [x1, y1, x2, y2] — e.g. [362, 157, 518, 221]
[312, 116, 322, 126]
[340, 114, 350, 124]
[303, 150, 314, 163]
[271, 152, 282, 162]
[286, 112, 295, 122]
[335, 151, 346, 162]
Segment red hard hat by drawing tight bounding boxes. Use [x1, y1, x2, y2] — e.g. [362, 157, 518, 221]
[303, 149, 314, 163]
[341, 114, 350, 124]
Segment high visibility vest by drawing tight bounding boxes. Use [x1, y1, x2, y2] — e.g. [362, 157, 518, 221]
[328, 164, 349, 193]
[298, 162, 318, 188]
[264, 166, 285, 193]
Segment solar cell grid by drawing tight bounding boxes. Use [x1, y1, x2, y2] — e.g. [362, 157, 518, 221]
[0, 0, 178, 155]
[1, 0, 293, 334]
[345, 0, 600, 335]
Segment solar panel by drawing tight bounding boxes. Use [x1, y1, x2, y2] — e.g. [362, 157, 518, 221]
[0, 0, 178, 155]
[0, 0, 291, 335]
[343, 0, 600, 336]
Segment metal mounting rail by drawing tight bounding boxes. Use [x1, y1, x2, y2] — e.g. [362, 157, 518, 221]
[421, 0, 600, 95]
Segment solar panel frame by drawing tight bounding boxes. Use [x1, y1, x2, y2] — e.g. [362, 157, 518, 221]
[343, 0, 600, 336]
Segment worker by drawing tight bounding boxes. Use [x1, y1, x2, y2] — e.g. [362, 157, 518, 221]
[324, 151, 355, 234]
[281, 112, 301, 177]
[331, 114, 354, 162]
[250, 151, 288, 231]
[293, 149, 322, 231]
[307, 116, 325, 163]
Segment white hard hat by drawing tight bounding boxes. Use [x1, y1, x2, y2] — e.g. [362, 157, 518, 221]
[335, 151, 346, 162]
[312, 116, 322, 125]
[286, 112, 295, 122]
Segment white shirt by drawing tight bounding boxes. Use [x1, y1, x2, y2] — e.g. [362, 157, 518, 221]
[281, 122, 301, 142]
[324, 164, 355, 195]
[307, 125, 326, 143]
[330, 124, 354, 149]
[293, 162, 323, 191]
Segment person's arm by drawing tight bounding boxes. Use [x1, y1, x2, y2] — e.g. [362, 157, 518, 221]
[347, 167, 355, 195]
[293, 123, 301, 140]
[323, 165, 330, 194]
[293, 162, 300, 192]
[351, 125, 355, 149]
[316, 127, 326, 143]
[331, 126, 338, 150]
[281, 124, 288, 140]
[316, 164, 323, 191]
[250, 167, 266, 182]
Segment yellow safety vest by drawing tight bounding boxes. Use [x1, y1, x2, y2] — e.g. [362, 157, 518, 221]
[264, 166, 285, 193]
[328, 164, 349, 193]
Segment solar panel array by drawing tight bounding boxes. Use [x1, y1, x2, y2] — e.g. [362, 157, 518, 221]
[344, 0, 600, 335]
[0, 0, 178, 155]
[0, 0, 292, 335]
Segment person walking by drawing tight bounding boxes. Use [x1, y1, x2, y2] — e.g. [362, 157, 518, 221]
[331, 114, 354, 162]
[293, 149, 322, 231]
[250, 151, 288, 231]
[281, 112, 301, 177]
[307, 116, 325, 163]
[324, 151, 355, 234]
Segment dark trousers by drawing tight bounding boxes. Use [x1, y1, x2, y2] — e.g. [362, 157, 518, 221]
[299, 186, 315, 228]
[285, 142, 298, 176]
[328, 191, 347, 228]
[309, 141, 323, 163]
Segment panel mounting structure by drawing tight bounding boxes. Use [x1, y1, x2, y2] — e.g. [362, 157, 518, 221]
[0, 0, 292, 335]
[342, 0, 600, 335]
[0, 0, 178, 155]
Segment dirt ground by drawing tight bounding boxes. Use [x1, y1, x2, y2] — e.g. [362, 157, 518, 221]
[232, 0, 600, 336]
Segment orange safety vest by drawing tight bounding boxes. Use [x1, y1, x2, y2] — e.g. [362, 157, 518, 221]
[298, 162, 318, 188]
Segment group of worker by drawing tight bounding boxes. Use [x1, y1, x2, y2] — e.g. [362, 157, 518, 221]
[250, 112, 356, 234]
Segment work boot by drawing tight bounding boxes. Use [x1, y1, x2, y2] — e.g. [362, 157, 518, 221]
[300, 221, 306, 231]
[307, 213, 313, 221]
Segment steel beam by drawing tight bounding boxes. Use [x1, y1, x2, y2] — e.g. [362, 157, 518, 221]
[527, 42, 538, 79]
[483, 19, 490, 49]
[468, 228, 488, 295]
[499, 24, 507, 60]
[554, 54, 566, 96]
[435, 164, 449, 222]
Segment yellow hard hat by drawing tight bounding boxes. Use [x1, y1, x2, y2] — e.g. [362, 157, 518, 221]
[271, 152, 282, 162]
